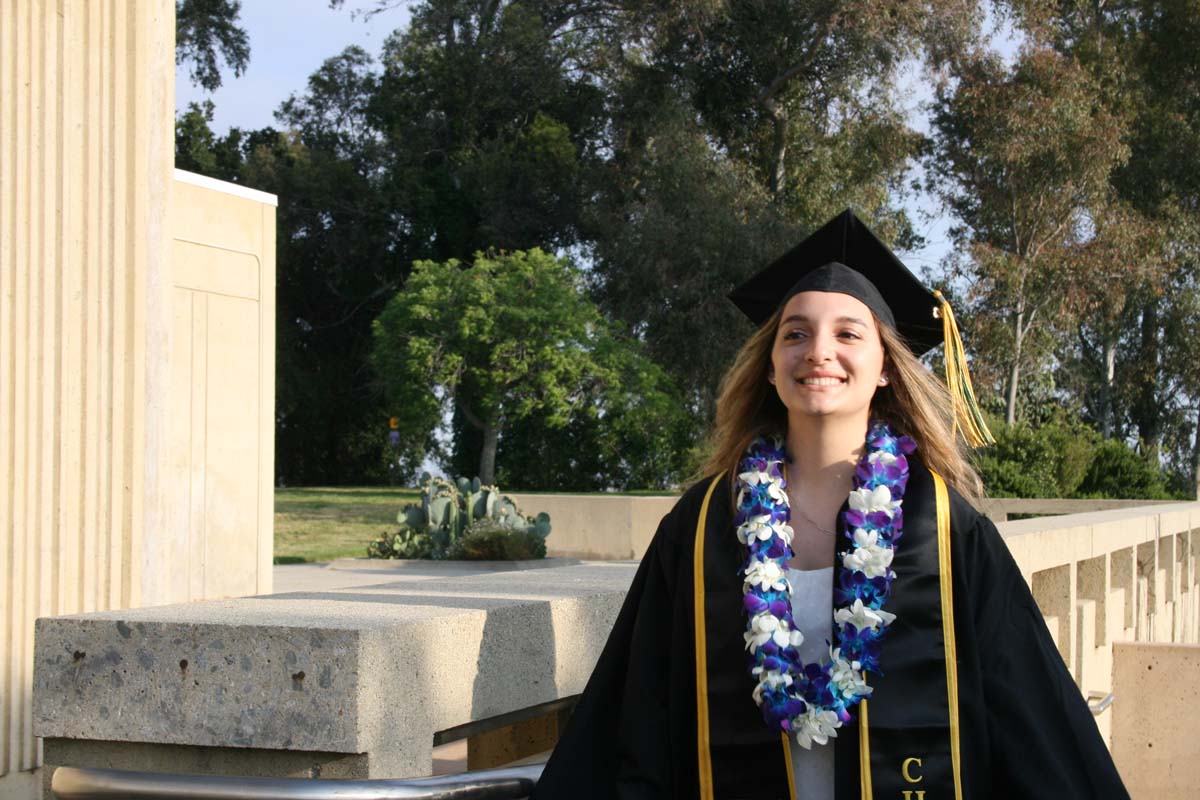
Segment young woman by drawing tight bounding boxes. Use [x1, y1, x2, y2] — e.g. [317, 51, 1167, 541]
[531, 210, 1129, 799]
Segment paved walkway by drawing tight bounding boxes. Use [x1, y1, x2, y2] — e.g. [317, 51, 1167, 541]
[272, 560, 513, 593]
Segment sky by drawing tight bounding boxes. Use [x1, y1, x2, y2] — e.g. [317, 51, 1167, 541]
[175, 0, 976, 277]
[175, 1, 410, 132]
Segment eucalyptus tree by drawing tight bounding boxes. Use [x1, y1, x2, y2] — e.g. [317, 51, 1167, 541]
[928, 47, 1128, 425]
[1000, 0, 1200, 468]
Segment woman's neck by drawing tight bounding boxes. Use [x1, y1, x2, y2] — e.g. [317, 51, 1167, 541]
[784, 414, 868, 495]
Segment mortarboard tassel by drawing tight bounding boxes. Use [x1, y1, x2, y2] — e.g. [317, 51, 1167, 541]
[932, 290, 995, 448]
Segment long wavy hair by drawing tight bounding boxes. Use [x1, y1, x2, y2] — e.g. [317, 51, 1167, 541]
[698, 303, 984, 502]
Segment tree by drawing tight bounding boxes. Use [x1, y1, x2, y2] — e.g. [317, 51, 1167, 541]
[586, 98, 798, 422]
[1061, 199, 1167, 439]
[928, 47, 1128, 424]
[368, 0, 607, 261]
[372, 249, 683, 485]
[583, 0, 973, 418]
[176, 0, 251, 91]
[174, 100, 246, 179]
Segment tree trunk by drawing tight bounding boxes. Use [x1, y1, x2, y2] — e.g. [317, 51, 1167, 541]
[769, 110, 788, 197]
[1005, 311, 1024, 426]
[478, 422, 499, 486]
[1192, 405, 1200, 501]
[1101, 337, 1116, 438]
[1135, 301, 1161, 458]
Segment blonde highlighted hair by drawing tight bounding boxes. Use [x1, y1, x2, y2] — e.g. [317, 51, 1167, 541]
[699, 305, 984, 503]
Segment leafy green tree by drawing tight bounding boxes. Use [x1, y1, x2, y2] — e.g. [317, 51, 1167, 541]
[176, 0, 251, 91]
[586, 99, 798, 422]
[929, 47, 1128, 425]
[174, 100, 246, 179]
[369, 1, 606, 260]
[372, 249, 686, 485]
[260, 49, 412, 485]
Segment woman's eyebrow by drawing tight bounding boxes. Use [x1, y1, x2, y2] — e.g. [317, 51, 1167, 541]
[781, 314, 869, 327]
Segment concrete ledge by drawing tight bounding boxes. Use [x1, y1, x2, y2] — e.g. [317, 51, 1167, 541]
[513, 491, 1180, 561]
[34, 564, 637, 779]
[509, 493, 677, 560]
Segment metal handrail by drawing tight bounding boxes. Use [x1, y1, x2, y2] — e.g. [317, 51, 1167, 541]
[51, 762, 545, 800]
[1087, 691, 1115, 715]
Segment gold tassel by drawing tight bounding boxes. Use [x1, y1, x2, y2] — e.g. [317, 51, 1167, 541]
[932, 290, 995, 448]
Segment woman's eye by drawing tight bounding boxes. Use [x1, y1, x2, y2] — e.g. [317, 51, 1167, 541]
[838, 330, 862, 340]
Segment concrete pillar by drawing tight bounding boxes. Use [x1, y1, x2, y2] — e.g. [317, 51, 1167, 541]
[1, 1, 174, 793]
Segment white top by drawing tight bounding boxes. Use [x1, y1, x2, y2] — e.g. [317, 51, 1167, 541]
[787, 566, 835, 800]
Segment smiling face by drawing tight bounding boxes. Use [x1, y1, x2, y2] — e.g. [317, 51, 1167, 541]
[768, 291, 887, 424]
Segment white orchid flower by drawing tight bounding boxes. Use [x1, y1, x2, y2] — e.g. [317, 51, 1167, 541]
[848, 484, 899, 515]
[737, 513, 776, 544]
[738, 465, 774, 487]
[833, 597, 897, 631]
[842, 529, 894, 579]
[829, 651, 873, 700]
[744, 559, 789, 592]
[794, 707, 841, 749]
[744, 611, 781, 650]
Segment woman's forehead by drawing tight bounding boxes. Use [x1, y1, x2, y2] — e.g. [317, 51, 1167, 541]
[778, 290, 876, 324]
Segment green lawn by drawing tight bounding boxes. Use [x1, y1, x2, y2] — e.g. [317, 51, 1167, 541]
[274, 486, 418, 564]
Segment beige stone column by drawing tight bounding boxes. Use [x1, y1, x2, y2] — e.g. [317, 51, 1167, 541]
[0, 0, 174, 792]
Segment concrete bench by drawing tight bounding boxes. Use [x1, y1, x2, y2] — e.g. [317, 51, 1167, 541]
[34, 564, 637, 784]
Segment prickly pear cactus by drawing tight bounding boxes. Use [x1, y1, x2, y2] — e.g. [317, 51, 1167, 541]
[372, 473, 552, 559]
[367, 528, 434, 560]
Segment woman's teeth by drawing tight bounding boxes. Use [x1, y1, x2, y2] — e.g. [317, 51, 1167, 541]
[799, 377, 844, 385]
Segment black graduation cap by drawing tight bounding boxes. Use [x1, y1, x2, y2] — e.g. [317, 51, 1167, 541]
[728, 208, 943, 356]
[729, 208, 995, 446]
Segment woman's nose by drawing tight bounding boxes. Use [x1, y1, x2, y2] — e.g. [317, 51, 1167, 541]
[805, 333, 835, 362]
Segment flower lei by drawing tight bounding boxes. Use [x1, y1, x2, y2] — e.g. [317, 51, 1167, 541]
[735, 420, 916, 749]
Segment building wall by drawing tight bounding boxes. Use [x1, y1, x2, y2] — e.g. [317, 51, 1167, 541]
[1, 3, 275, 794]
[164, 170, 276, 601]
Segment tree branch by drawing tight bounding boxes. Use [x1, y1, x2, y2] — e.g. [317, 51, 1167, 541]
[754, 11, 841, 112]
[457, 398, 488, 431]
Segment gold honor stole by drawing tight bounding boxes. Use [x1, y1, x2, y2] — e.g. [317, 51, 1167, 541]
[693, 470, 963, 800]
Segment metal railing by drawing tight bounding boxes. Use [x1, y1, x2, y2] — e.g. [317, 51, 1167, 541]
[50, 762, 545, 800]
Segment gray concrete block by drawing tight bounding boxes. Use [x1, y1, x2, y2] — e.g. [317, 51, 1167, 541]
[33, 563, 638, 779]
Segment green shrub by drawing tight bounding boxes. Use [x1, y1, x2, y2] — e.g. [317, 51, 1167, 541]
[975, 416, 1098, 498]
[446, 519, 548, 561]
[1075, 440, 1173, 500]
[975, 414, 1178, 500]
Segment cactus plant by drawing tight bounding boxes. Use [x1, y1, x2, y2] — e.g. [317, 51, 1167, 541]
[368, 528, 435, 560]
[373, 472, 552, 559]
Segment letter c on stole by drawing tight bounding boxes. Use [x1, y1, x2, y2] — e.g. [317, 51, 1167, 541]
[901, 757, 923, 784]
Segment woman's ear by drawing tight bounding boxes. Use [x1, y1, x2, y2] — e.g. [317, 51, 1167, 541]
[767, 364, 776, 385]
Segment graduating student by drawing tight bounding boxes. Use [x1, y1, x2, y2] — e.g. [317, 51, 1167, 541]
[531, 209, 1130, 800]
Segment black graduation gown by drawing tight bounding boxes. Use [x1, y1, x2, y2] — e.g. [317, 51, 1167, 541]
[531, 458, 1130, 799]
